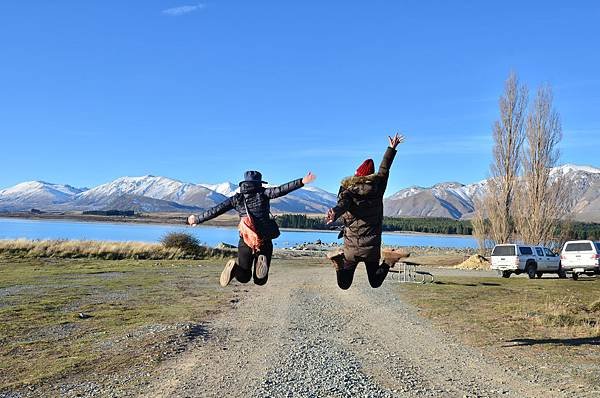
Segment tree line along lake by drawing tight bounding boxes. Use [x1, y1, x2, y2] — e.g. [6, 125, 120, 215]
[0, 218, 476, 249]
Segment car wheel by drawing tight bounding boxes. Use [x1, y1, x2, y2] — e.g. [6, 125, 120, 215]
[572, 273, 579, 281]
[501, 271, 511, 278]
[526, 263, 537, 279]
[536, 272, 543, 279]
[558, 267, 567, 279]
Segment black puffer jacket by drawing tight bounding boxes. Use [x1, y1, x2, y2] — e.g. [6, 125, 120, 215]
[195, 179, 304, 239]
[331, 147, 397, 262]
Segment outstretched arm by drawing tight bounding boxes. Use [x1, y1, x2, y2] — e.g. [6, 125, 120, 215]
[265, 172, 316, 199]
[378, 133, 404, 180]
[187, 197, 234, 226]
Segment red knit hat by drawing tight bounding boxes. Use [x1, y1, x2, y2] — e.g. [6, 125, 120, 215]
[355, 159, 375, 176]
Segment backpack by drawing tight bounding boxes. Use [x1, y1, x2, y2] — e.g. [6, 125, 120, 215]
[238, 197, 264, 252]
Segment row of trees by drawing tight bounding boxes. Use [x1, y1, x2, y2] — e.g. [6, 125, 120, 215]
[275, 213, 474, 235]
[472, 72, 574, 250]
[382, 217, 473, 235]
[277, 213, 600, 240]
[276, 214, 331, 230]
[562, 222, 600, 241]
[276, 214, 473, 234]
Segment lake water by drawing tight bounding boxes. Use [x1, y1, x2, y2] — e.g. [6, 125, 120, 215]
[0, 218, 476, 249]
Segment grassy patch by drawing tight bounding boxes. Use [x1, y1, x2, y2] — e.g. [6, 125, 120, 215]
[0, 256, 235, 391]
[396, 275, 600, 386]
[0, 239, 234, 260]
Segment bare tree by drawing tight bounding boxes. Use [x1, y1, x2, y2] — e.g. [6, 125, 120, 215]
[514, 85, 572, 246]
[471, 195, 491, 254]
[484, 72, 528, 244]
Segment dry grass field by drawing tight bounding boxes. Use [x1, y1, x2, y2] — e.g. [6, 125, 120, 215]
[396, 275, 600, 389]
[0, 256, 235, 392]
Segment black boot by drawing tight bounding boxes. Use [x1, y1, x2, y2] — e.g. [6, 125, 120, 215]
[327, 249, 345, 271]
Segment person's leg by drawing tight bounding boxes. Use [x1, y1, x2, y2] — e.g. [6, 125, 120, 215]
[365, 260, 390, 288]
[336, 259, 358, 290]
[234, 238, 253, 283]
[253, 240, 273, 286]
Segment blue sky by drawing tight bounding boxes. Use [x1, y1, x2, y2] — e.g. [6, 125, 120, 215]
[1, 1, 599, 194]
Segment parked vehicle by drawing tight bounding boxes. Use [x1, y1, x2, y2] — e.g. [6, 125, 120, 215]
[490, 244, 564, 279]
[560, 240, 600, 280]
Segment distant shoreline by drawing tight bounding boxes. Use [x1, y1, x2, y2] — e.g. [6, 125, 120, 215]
[0, 211, 212, 227]
[0, 212, 473, 239]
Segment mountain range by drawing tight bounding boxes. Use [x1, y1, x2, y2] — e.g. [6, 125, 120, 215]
[0, 176, 338, 215]
[383, 164, 600, 222]
[1, 164, 599, 222]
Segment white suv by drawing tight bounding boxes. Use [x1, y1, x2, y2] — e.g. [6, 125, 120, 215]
[560, 240, 600, 280]
[491, 244, 563, 279]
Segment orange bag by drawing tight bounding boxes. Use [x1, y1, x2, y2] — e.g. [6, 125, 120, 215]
[239, 197, 263, 252]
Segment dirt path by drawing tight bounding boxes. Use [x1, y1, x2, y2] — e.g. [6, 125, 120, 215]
[139, 265, 567, 398]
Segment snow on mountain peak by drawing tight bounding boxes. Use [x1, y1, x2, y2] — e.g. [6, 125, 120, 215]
[0, 181, 83, 196]
[199, 182, 238, 197]
[76, 175, 226, 206]
[0, 181, 84, 208]
[552, 164, 600, 175]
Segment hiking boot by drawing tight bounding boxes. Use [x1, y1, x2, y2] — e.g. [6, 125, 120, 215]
[327, 249, 345, 271]
[220, 259, 237, 287]
[255, 254, 269, 280]
[382, 248, 410, 267]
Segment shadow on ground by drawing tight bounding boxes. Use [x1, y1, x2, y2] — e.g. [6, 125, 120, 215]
[184, 323, 211, 342]
[505, 336, 600, 347]
[433, 281, 501, 287]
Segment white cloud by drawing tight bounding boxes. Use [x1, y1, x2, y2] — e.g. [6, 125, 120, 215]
[162, 3, 204, 16]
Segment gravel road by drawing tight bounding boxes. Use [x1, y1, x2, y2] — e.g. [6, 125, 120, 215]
[139, 264, 567, 398]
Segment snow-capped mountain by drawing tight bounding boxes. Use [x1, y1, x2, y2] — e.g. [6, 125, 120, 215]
[385, 182, 478, 219]
[89, 194, 203, 213]
[0, 176, 337, 214]
[0, 181, 84, 211]
[74, 176, 226, 209]
[271, 185, 338, 214]
[1, 164, 598, 221]
[553, 164, 600, 222]
[552, 164, 600, 176]
[384, 164, 600, 222]
[199, 182, 239, 197]
[195, 181, 338, 213]
[200, 181, 338, 213]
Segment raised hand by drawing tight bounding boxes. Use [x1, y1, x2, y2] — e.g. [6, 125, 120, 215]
[326, 208, 336, 224]
[187, 214, 199, 226]
[388, 133, 405, 149]
[302, 171, 317, 185]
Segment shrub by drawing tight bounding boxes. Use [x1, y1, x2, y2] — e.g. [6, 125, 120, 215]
[160, 231, 201, 255]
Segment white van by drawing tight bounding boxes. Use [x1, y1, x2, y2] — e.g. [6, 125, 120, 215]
[491, 244, 563, 279]
[560, 240, 600, 280]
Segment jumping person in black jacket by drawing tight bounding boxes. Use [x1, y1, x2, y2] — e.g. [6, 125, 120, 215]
[326, 133, 405, 290]
[188, 170, 316, 287]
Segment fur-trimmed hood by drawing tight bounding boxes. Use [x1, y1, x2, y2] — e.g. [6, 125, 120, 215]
[340, 173, 378, 188]
[340, 173, 381, 196]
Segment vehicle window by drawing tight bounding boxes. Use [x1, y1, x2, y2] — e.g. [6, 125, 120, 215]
[595, 242, 600, 252]
[544, 248, 555, 257]
[565, 242, 593, 252]
[519, 247, 533, 255]
[492, 246, 515, 256]
[535, 248, 544, 256]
